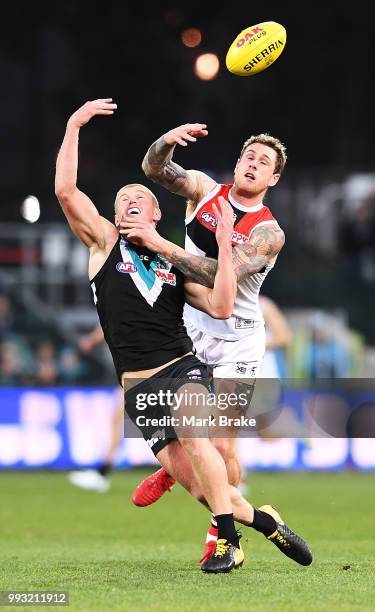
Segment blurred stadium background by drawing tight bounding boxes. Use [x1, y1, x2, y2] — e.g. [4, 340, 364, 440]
[1, 4, 375, 609]
[1, 2, 374, 471]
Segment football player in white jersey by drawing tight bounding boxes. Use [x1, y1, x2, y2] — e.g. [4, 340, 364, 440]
[121, 124, 312, 567]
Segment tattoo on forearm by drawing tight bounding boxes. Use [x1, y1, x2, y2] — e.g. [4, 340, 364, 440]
[146, 136, 174, 166]
[233, 225, 285, 283]
[170, 251, 217, 288]
[143, 137, 188, 191]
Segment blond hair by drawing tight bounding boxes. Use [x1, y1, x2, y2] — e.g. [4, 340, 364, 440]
[114, 183, 159, 212]
[240, 133, 287, 175]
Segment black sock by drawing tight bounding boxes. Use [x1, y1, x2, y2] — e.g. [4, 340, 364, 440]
[251, 509, 277, 537]
[97, 463, 111, 477]
[215, 513, 239, 548]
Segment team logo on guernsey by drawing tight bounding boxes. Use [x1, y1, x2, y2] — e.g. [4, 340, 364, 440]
[200, 209, 248, 244]
[154, 269, 176, 286]
[116, 261, 137, 273]
[201, 211, 218, 228]
[119, 238, 175, 307]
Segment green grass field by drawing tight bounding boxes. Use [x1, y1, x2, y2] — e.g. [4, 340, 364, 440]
[0, 470, 374, 611]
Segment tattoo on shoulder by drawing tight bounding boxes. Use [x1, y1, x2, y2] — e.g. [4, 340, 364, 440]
[233, 224, 285, 282]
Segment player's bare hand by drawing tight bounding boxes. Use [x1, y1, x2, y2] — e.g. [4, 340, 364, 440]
[68, 99, 117, 128]
[213, 197, 234, 248]
[164, 123, 208, 147]
[120, 217, 164, 252]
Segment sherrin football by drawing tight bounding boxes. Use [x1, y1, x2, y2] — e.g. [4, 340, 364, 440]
[226, 21, 287, 76]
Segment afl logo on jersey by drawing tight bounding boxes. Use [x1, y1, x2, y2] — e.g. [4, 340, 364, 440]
[201, 211, 217, 228]
[200, 207, 237, 232]
[116, 262, 137, 273]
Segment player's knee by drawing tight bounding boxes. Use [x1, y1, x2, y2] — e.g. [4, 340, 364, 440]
[229, 485, 242, 504]
[214, 438, 236, 461]
[179, 437, 207, 458]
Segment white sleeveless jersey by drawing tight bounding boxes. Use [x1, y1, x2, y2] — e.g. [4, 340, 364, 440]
[183, 183, 279, 340]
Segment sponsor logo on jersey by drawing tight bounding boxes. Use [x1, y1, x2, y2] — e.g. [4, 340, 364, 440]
[235, 363, 257, 378]
[154, 269, 176, 286]
[186, 368, 203, 380]
[236, 363, 247, 375]
[116, 261, 137, 273]
[235, 318, 255, 329]
[232, 230, 249, 245]
[147, 428, 166, 448]
[156, 254, 170, 269]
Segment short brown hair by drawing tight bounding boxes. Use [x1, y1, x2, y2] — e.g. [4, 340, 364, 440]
[240, 133, 287, 175]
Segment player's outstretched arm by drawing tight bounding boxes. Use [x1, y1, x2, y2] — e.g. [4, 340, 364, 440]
[152, 222, 284, 286]
[55, 99, 117, 248]
[120, 206, 284, 288]
[141, 124, 216, 203]
[184, 199, 236, 318]
[120, 219, 217, 288]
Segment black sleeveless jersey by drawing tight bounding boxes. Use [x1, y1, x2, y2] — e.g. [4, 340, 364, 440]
[90, 237, 192, 381]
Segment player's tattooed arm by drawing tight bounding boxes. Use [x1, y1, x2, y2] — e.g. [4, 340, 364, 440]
[142, 124, 216, 201]
[142, 135, 191, 195]
[169, 250, 217, 288]
[232, 224, 285, 283]
[168, 224, 284, 287]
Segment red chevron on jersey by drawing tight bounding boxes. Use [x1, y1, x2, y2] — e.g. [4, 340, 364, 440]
[195, 184, 277, 246]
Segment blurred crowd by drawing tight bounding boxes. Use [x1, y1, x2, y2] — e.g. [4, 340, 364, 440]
[0, 293, 90, 386]
[0, 289, 364, 387]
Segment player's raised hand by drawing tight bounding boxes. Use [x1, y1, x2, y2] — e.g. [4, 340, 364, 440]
[68, 99, 117, 128]
[120, 217, 164, 252]
[164, 123, 208, 147]
[213, 196, 234, 248]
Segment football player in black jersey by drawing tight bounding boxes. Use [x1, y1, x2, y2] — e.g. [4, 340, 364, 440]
[55, 99, 258, 573]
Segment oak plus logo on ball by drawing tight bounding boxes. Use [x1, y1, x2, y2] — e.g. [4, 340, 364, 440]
[236, 26, 266, 48]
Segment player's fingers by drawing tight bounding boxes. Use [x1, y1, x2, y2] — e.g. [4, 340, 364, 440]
[185, 123, 207, 130]
[217, 197, 233, 223]
[212, 203, 221, 220]
[123, 229, 137, 238]
[196, 129, 208, 137]
[183, 134, 197, 142]
[97, 105, 117, 111]
[217, 196, 229, 211]
[95, 110, 115, 115]
[176, 137, 188, 146]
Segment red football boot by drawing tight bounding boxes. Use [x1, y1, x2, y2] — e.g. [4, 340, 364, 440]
[199, 539, 217, 565]
[132, 467, 176, 507]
